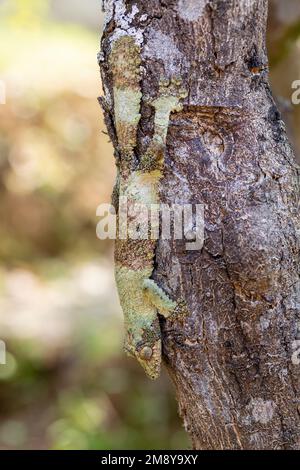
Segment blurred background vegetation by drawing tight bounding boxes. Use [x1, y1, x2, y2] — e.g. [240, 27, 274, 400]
[0, 0, 300, 450]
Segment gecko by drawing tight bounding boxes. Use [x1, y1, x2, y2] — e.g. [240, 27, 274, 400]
[108, 35, 187, 379]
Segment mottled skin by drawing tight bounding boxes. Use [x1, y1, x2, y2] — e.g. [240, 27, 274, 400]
[110, 36, 186, 379]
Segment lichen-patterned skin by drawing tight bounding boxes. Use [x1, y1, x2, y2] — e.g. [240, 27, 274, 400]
[110, 36, 187, 379]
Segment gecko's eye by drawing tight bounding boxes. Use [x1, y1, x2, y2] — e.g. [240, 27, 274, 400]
[139, 346, 153, 361]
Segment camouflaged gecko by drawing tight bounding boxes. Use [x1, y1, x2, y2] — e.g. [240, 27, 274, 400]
[109, 36, 187, 379]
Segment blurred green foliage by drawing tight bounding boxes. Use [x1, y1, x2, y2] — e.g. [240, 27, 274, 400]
[0, 0, 114, 266]
[269, 19, 300, 67]
[0, 0, 188, 450]
[0, 336, 187, 450]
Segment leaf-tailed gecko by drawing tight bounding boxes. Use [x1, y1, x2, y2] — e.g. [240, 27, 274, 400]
[108, 36, 187, 379]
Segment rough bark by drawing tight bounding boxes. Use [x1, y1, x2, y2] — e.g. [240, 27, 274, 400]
[100, 0, 300, 449]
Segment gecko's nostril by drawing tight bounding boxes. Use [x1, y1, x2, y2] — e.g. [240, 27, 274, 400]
[139, 346, 153, 361]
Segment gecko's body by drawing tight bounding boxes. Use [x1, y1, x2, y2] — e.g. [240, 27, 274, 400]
[109, 36, 187, 379]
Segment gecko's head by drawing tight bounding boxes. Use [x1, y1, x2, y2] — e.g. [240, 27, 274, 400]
[135, 339, 162, 380]
[124, 337, 162, 380]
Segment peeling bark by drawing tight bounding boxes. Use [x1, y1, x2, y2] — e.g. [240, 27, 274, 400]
[100, 0, 300, 449]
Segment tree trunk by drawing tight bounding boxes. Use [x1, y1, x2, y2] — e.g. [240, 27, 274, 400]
[100, 0, 300, 450]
